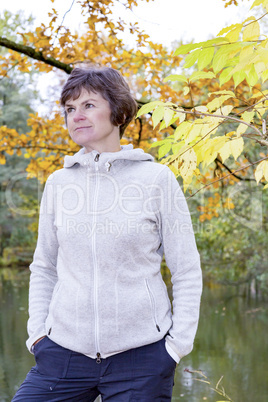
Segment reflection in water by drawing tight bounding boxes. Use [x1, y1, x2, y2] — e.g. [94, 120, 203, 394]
[0, 270, 268, 401]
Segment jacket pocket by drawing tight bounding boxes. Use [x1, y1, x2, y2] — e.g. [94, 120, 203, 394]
[145, 279, 161, 332]
[46, 281, 62, 335]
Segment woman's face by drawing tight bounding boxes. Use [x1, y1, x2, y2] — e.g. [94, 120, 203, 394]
[65, 88, 120, 153]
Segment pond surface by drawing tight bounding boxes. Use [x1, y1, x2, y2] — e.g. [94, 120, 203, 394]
[0, 269, 268, 402]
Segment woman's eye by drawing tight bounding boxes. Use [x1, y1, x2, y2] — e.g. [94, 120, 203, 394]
[85, 103, 94, 109]
[66, 107, 75, 114]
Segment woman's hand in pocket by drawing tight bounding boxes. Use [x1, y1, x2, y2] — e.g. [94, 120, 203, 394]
[32, 336, 46, 348]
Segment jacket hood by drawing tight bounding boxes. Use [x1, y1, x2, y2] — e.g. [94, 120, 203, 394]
[63, 144, 154, 169]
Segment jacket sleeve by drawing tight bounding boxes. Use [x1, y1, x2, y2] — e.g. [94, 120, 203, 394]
[26, 173, 58, 353]
[154, 166, 202, 363]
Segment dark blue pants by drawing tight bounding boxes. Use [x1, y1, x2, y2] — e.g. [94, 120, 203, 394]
[13, 336, 176, 401]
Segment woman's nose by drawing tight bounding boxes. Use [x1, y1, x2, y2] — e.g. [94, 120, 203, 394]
[73, 110, 86, 122]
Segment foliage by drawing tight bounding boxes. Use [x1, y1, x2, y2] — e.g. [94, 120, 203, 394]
[0, 0, 183, 179]
[138, 0, 268, 194]
[0, 12, 41, 261]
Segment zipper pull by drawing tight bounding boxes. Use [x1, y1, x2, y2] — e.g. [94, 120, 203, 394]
[105, 161, 111, 172]
[156, 324, 161, 332]
[94, 153, 100, 172]
[96, 352, 101, 364]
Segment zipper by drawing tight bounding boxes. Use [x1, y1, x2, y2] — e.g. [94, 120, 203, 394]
[92, 152, 101, 363]
[145, 279, 161, 332]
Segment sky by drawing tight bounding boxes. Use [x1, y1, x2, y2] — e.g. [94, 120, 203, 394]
[5, 0, 251, 45]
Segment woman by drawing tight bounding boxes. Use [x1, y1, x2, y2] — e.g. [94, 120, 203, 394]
[13, 66, 202, 401]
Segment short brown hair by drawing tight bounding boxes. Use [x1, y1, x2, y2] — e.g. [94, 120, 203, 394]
[60, 66, 137, 138]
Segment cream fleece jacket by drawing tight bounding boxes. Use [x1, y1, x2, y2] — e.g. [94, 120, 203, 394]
[26, 144, 202, 363]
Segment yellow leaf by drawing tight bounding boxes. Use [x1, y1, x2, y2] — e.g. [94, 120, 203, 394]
[239, 45, 255, 63]
[241, 110, 255, 124]
[254, 160, 268, 184]
[226, 25, 242, 42]
[219, 141, 231, 163]
[255, 61, 266, 75]
[243, 19, 260, 41]
[236, 123, 247, 136]
[230, 137, 244, 160]
[202, 136, 227, 167]
[0, 155, 6, 165]
[251, 0, 268, 10]
[208, 90, 235, 97]
[207, 95, 233, 112]
[180, 148, 197, 180]
[152, 106, 164, 129]
[164, 108, 174, 127]
[174, 121, 191, 141]
[183, 86, 190, 96]
[261, 69, 268, 82]
[185, 123, 203, 145]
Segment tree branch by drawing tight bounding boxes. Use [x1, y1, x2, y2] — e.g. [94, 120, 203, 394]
[187, 156, 268, 199]
[0, 36, 73, 74]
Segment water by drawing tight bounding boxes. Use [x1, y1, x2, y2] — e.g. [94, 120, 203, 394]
[1, 269, 268, 402]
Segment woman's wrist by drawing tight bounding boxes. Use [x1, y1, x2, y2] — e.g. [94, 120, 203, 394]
[33, 336, 46, 346]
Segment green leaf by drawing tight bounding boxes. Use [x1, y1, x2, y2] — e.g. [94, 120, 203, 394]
[217, 23, 243, 36]
[159, 142, 172, 159]
[163, 74, 188, 83]
[198, 47, 215, 70]
[189, 71, 215, 82]
[261, 69, 268, 82]
[152, 106, 164, 129]
[174, 43, 201, 56]
[213, 43, 244, 75]
[136, 101, 164, 118]
[172, 142, 185, 154]
[246, 64, 259, 86]
[159, 116, 180, 130]
[219, 67, 233, 86]
[203, 37, 230, 46]
[233, 70, 246, 87]
[149, 140, 166, 148]
[213, 48, 229, 74]
[184, 49, 201, 68]
[174, 38, 229, 56]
